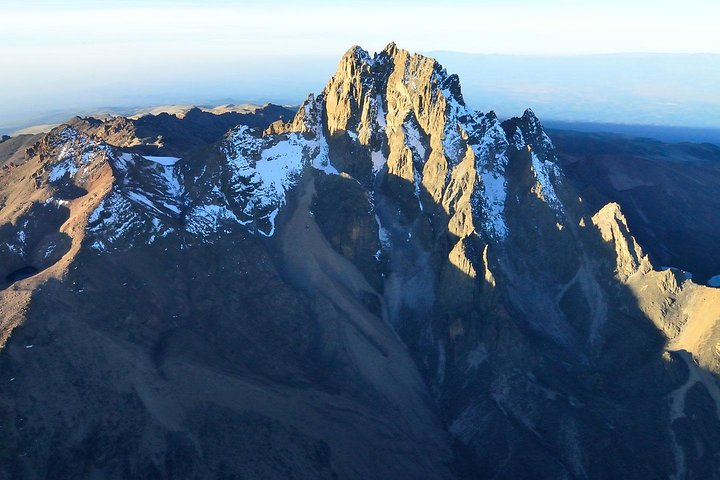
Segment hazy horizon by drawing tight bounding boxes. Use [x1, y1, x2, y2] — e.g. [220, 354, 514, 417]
[2, 1, 719, 134]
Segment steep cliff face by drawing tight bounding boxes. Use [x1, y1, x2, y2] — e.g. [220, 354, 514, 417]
[254, 43, 720, 479]
[0, 44, 719, 480]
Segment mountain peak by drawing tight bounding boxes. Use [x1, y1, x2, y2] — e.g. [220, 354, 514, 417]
[343, 44, 373, 64]
[321, 44, 467, 138]
[4, 41, 719, 480]
[383, 41, 398, 55]
[592, 202, 653, 280]
[522, 107, 542, 128]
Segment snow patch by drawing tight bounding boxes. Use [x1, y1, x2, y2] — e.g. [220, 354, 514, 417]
[46, 127, 112, 183]
[403, 121, 426, 160]
[87, 190, 143, 250]
[126, 191, 162, 214]
[530, 151, 564, 213]
[224, 106, 338, 237]
[159, 165, 183, 198]
[479, 171, 508, 239]
[375, 214, 391, 248]
[254, 138, 304, 204]
[185, 204, 244, 237]
[375, 95, 387, 130]
[259, 209, 279, 237]
[311, 131, 338, 175]
[141, 155, 180, 166]
[371, 150, 386, 174]
[441, 86, 470, 164]
[48, 161, 79, 182]
[471, 116, 510, 239]
[512, 127, 525, 150]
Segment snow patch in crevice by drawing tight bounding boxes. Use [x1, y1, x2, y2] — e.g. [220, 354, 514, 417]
[478, 171, 508, 239]
[87, 155, 183, 250]
[48, 160, 79, 182]
[471, 115, 510, 239]
[441, 86, 470, 165]
[512, 127, 525, 150]
[371, 150, 386, 174]
[540, 130, 555, 151]
[375, 213, 391, 248]
[413, 165, 424, 212]
[115, 152, 134, 170]
[443, 120, 463, 165]
[375, 95, 387, 130]
[258, 208, 279, 237]
[126, 191, 163, 215]
[311, 128, 338, 175]
[185, 204, 246, 238]
[87, 190, 143, 250]
[158, 165, 183, 198]
[530, 151, 564, 213]
[403, 121, 426, 160]
[141, 155, 180, 166]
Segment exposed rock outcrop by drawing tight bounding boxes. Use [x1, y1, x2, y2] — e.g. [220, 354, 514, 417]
[591, 202, 652, 281]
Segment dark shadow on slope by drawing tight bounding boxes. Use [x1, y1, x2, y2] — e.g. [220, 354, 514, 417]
[0, 201, 453, 480]
[310, 172, 386, 294]
[552, 129, 720, 280]
[5, 266, 38, 283]
[0, 231, 340, 479]
[0, 201, 72, 291]
[356, 146, 720, 479]
[117, 105, 296, 158]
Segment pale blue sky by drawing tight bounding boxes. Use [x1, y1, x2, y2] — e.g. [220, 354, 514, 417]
[1, 0, 719, 131]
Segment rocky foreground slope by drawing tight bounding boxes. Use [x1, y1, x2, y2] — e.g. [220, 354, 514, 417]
[0, 44, 719, 479]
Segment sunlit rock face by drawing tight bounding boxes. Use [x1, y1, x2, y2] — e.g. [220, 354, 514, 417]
[0, 44, 719, 480]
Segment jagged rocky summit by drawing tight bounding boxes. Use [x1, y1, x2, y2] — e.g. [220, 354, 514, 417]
[0, 44, 719, 480]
